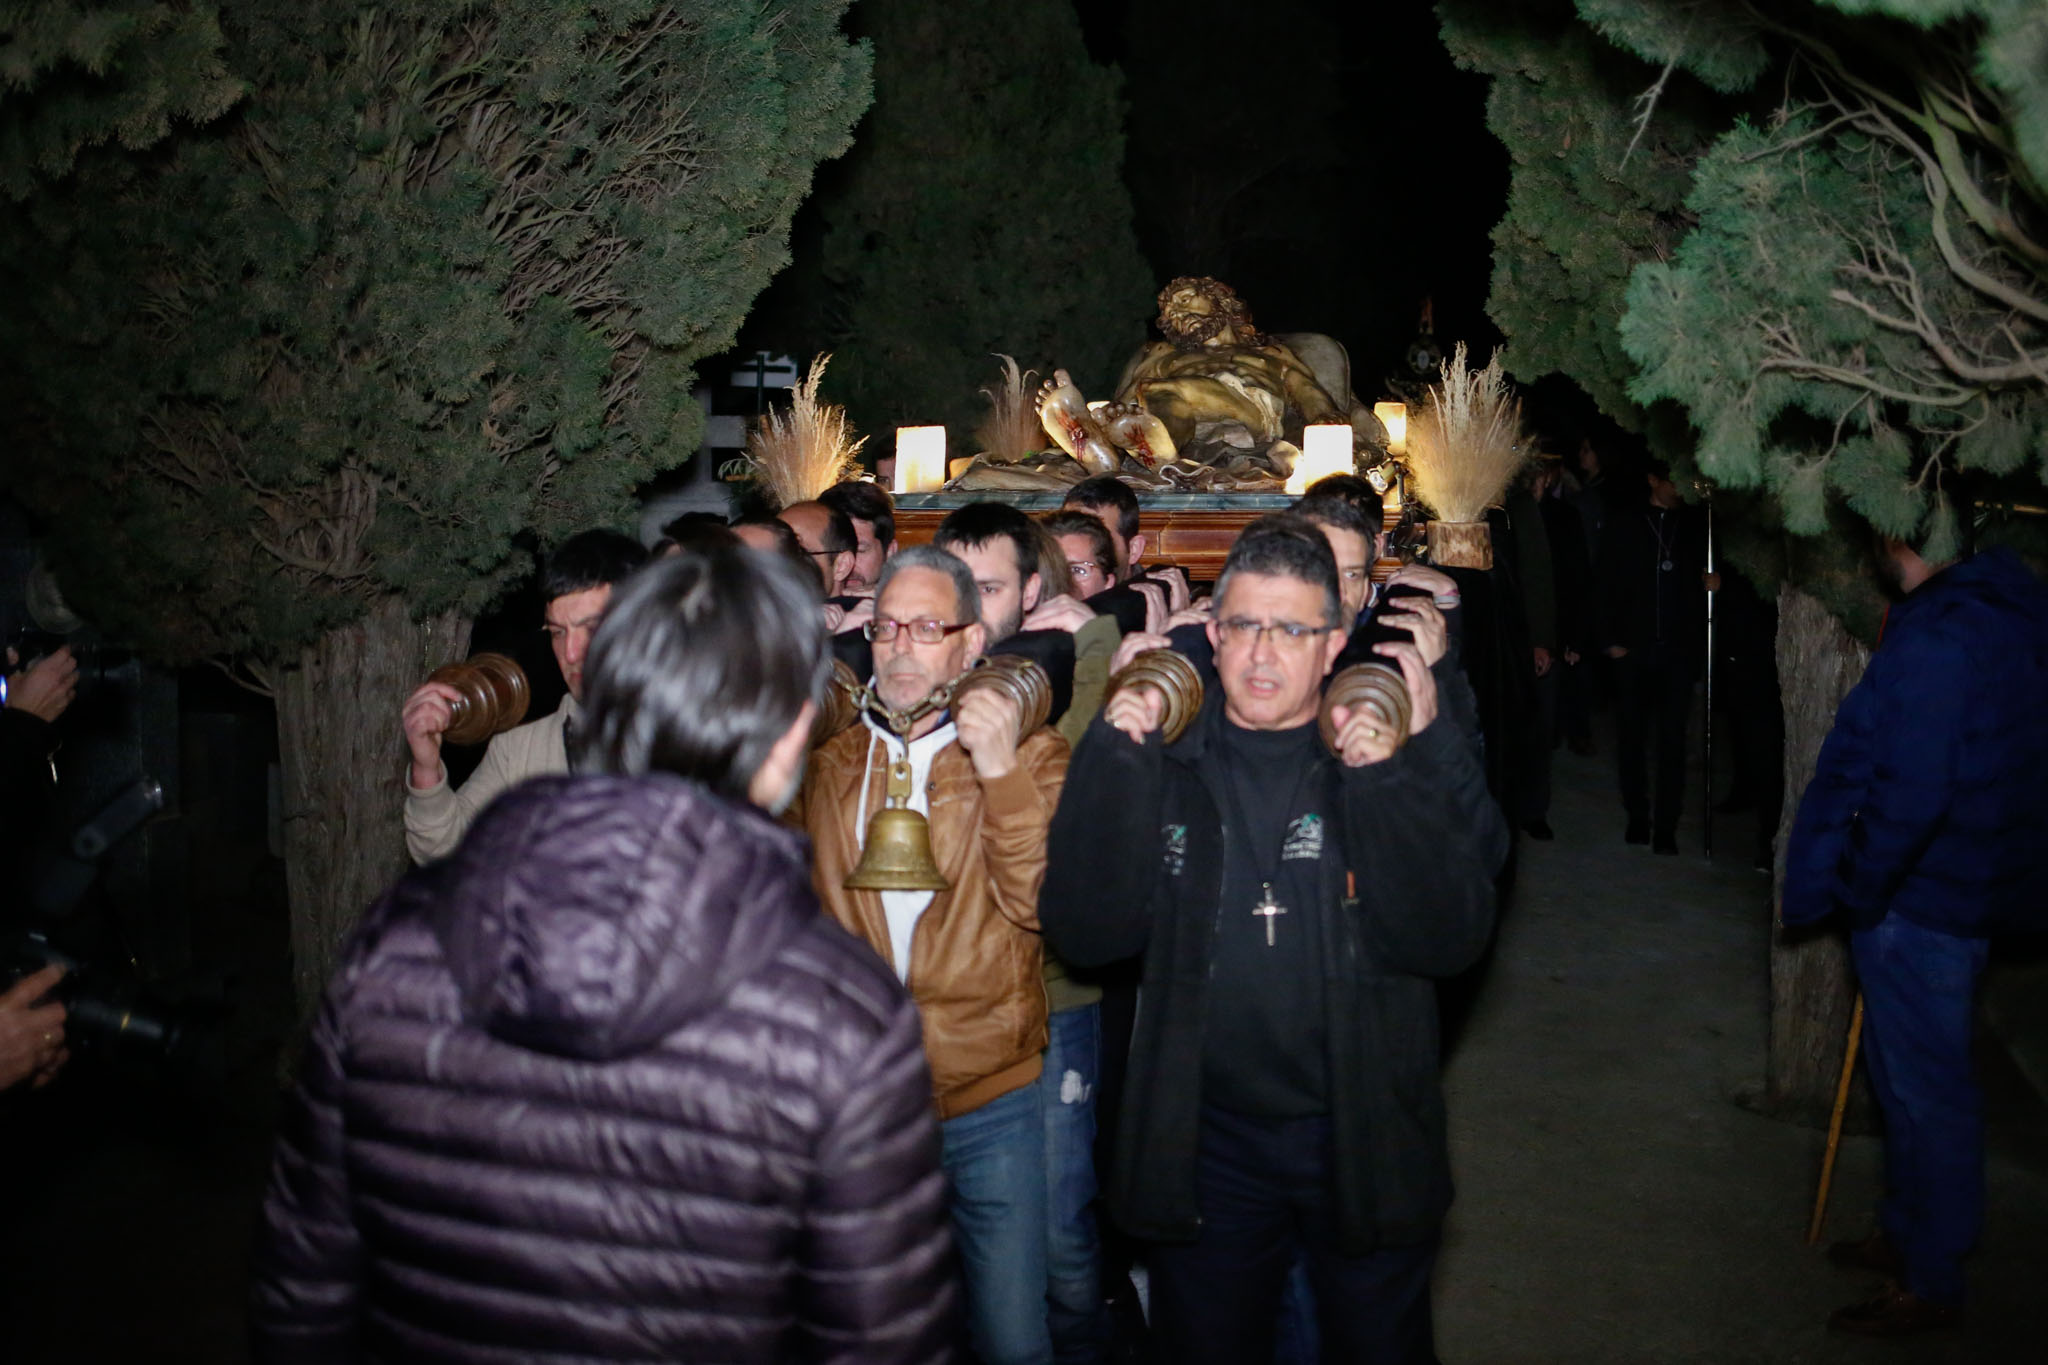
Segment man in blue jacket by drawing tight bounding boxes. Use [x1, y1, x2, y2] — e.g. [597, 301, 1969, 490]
[1783, 534, 2048, 1338]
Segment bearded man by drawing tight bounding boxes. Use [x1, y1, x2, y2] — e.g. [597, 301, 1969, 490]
[799, 543, 1069, 1365]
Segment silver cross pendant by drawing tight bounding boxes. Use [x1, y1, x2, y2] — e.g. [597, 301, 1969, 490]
[1252, 882, 1287, 947]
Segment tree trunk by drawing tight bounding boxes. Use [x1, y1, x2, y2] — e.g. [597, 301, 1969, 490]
[274, 595, 470, 1020]
[1764, 586, 1871, 1126]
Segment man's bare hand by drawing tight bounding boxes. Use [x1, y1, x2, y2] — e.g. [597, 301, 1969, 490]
[1166, 598, 1214, 630]
[402, 681, 465, 789]
[1146, 566, 1192, 613]
[1372, 639, 1439, 737]
[5, 647, 78, 724]
[1605, 645, 1628, 659]
[1131, 580, 1169, 635]
[1022, 593, 1097, 635]
[822, 602, 846, 634]
[1326, 703, 1399, 768]
[1376, 597, 1448, 668]
[1533, 646, 1553, 678]
[956, 687, 1022, 780]
[1110, 631, 1174, 676]
[1103, 684, 1166, 744]
[1387, 564, 1459, 605]
[835, 598, 875, 634]
[0, 965, 68, 1092]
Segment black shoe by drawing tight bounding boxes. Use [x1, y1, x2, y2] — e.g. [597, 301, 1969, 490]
[1523, 820, 1554, 841]
[1625, 818, 1650, 845]
[1828, 1282, 1961, 1337]
[1653, 832, 1679, 855]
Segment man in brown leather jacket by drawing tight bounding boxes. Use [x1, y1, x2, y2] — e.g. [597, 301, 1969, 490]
[799, 542, 1068, 1365]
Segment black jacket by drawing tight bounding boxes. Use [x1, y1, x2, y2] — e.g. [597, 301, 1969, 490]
[252, 774, 958, 1364]
[1595, 502, 1708, 665]
[1039, 691, 1506, 1255]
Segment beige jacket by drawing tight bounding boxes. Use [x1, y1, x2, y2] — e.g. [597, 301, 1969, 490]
[404, 696, 578, 863]
[798, 723, 1068, 1119]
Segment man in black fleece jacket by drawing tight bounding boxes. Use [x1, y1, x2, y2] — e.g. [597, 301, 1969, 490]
[1040, 516, 1506, 1364]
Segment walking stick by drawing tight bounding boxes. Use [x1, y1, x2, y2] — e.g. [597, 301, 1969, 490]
[1703, 493, 1716, 857]
[1806, 992, 1865, 1244]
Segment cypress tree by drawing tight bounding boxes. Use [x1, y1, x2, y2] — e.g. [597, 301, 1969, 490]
[755, 0, 1153, 441]
[1440, 0, 2048, 1121]
[0, 0, 872, 1012]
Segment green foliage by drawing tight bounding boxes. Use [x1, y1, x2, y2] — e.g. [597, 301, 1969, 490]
[760, 0, 1152, 442]
[0, 2, 244, 198]
[1439, 0, 1736, 438]
[1443, 0, 2048, 639]
[0, 0, 871, 664]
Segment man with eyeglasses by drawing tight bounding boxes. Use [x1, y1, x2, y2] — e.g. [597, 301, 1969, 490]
[798, 542, 1070, 1365]
[1042, 515, 1506, 1363]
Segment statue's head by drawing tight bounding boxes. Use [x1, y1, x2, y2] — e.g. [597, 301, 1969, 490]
[1157, 276, 1267, 350]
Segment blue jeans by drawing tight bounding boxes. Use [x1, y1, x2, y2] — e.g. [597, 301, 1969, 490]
[1042, 1004, 1112, 1364]
[1852, 914, 1990, 1306]
[943, 1080, 1053, 1365]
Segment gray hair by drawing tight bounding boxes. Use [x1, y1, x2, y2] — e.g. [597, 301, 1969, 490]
[1214, 514, 1343, 628]
[874, 543, 978, 624]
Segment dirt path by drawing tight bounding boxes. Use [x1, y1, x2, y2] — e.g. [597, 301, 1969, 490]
[1432, 741, 2048, 1362]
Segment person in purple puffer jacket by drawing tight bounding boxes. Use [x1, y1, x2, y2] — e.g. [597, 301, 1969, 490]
[251, 545, 960, 1364]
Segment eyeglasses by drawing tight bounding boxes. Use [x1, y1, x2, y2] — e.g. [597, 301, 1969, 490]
[864, 617, 976, 644]
[1216, 618, 1337, 650]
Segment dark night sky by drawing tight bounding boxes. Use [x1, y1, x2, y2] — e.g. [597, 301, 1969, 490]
[1071, 0, 1508, 388]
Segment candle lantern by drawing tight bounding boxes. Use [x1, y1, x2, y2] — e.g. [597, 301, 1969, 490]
[893, 425, 947, 494]
[1285, 423, 1354, 495]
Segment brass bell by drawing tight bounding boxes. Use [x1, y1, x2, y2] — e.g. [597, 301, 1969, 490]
[1318, 661, 1412, 753]
[429, 652, 531, 746]
[844, 756, 950, 891]
[1104, 648, 1205, 745]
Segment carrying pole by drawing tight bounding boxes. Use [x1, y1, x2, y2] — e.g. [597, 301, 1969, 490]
[1807, 993, 1866, 1244]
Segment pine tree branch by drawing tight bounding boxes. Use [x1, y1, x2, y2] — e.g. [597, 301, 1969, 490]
[1622, 58, 1677, 170]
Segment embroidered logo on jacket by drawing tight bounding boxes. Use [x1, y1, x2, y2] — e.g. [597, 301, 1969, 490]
[1163, 823, 1188, 876]
[1282, 813, 1324, 862]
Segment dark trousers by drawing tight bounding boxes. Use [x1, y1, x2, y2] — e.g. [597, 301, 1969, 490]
[1614, 646, 1696, 835]
[1517, 666, 1558, 825]
[1853, 916, 1990, 1306]
[1148, 1107, 1439, 1365]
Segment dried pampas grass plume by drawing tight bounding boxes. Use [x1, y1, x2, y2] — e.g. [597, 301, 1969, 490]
[1404, 342, 1530, 524]
[745, 354, 867, 506]
[974, 354, 1043, 464]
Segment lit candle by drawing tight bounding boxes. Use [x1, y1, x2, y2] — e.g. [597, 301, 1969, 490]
[1286, 424, 1353, 495]
[893, 425, 947, 494]
[1373, 401, 1407, 455]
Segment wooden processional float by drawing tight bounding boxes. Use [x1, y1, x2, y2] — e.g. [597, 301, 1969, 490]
[813, 655, 1055, 893]
[1101, 649, 1412, 753]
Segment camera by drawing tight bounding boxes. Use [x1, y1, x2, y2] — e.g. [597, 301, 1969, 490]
[3, 777, 201, 1067]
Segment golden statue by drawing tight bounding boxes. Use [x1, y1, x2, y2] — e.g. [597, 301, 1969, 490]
[1040, 277, 1375, 491]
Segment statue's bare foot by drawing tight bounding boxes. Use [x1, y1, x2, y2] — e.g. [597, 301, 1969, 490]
[1036, 368, 1120, 475]
[1101, 401, 1177, 468]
